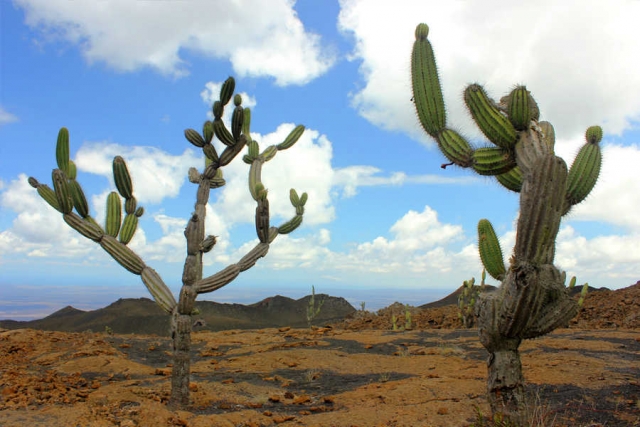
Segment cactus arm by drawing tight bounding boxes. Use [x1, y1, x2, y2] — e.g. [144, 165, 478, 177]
[56, 127, 71, 176]
[477, 219, 506, 280]
[29, 128, 173, 313]
[411, 23, 446, 138]
[277, 125, 305, 150]
[564, 128, 602, 211]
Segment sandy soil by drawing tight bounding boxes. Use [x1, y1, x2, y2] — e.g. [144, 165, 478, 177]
[1, 325, 638, 427]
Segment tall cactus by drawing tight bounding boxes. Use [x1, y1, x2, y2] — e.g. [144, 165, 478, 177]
[411, 24, 602, 422]
[28, 77, 308, 408]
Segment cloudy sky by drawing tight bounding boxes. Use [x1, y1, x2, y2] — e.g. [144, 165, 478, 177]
[2, 0, 640, 319]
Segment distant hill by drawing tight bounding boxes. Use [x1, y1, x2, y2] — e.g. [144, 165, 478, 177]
[0, 294, 356, 336]
[419, 282, 605, 310]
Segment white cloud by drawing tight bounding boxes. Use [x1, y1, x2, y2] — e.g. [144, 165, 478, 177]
[338, 0, 640, 143]
[205, 123, 336, 228]
[16, 0, 335, 85]
[75, 143, 201, 205]
[0, 174, 100, 259]
[561, 142, 640, 231]
[556, 226, 640, 284]
[0, 106, 18, 126]
[315, 205, 476, 276]
[332, 165, 479, 198]
[201, 82, 257, 113]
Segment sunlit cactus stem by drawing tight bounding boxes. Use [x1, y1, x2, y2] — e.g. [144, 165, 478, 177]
[28, 76, 308, 409]
[410, 22, 602, 423]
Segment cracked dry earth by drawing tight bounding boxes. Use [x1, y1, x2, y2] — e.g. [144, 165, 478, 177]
[0, 326, 638, 427]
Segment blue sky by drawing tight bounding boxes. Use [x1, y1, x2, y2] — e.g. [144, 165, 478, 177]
[2, 1, 640, 320]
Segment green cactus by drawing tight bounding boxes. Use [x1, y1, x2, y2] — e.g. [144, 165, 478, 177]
[578, 282, 589, 307]
[457, 270, 486, 328]
[28, 77, 308, 409]
[306, 285, 325, 328]
[404, 305, 412, 330]
[411, 23, 602, 423]
[567, 275, 589, 308]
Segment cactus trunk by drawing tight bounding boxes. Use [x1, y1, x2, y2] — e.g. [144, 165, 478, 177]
[477, 149, 577, 420]
[170, 311, 194, 407]
[485, 339, 525, 423]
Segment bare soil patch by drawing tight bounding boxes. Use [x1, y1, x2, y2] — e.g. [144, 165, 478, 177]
[1, 326, 638, 426]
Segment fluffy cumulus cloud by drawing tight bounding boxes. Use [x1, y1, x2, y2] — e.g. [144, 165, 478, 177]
[75, 143, 201, 204]
[556, 226, 640, 284]
[15, 0, 335, 85]
[562, 142, 640, 231]
[0, 174, 101, 260]
[338, 0, 640, 142]
[341, 206, 472, 273]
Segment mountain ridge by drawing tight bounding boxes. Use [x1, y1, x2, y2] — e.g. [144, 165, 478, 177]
[0, 294, 356, 336]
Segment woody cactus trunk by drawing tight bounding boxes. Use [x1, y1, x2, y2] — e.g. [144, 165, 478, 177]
[411, 24, 602, 422]
[28, 77, 309, 408]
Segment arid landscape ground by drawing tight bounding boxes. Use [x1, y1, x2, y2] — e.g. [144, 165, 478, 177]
[1, 282, 638, 427]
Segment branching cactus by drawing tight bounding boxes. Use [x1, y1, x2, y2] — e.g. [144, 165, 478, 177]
[411, 24, 602, 422]
[28, 77, 308, 408]
[458, 270, 486, 328]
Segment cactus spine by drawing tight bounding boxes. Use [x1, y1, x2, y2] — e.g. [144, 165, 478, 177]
[411, 23, 602, 423]
[28, 77, 307, 409]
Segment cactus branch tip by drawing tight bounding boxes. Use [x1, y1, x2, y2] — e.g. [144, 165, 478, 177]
[586, 126, 603, 144]
[415, 23, 430, 40]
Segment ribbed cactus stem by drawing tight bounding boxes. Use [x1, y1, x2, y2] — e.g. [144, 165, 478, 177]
[56, 128, 70, 176]
[507, 86, 537, 131]
[52, 169, 73, 214]
[100, 235, 145, 275]
[277, 125, 305, 150]
[63, 212, 103, 242]
[477, 219, 506, 280]
[514, 155, 566, 265]
[565, 130, 602, 210]
[411, 23, 446, 138]
[237, 243, 269, 272]
[195, 264, 240, 293]
[141, 267, 177, 313]
[464, 84, 517, 149]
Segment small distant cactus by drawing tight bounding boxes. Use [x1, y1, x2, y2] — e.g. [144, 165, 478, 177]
[404, 305, 413, 330]
[411, 23, 602, 423]
[391, 305, 413, 331]
[568, 276, 590, 307]
[28, 77, 308, 408]
[306, 285, 325, 328]
[458, 270, 486, 328]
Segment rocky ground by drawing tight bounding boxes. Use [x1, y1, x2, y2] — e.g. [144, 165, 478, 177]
[0, 283, 638, 427]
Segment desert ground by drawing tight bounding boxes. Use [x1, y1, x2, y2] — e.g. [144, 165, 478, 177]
[1, 284, 638, 426]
